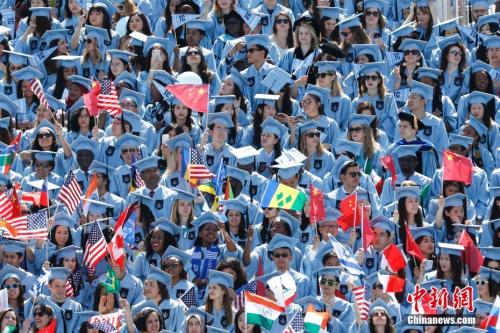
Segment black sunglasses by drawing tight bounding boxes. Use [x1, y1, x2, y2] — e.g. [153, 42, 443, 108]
[273, 252, 289, 258]
[276, 18, 289, 24]
[404, 49, 420, 56]
[186, 51, 201, 56]
[349, 127, 363, 133]
[320, 278, 338, 286]
[306, 131, 321, 138]
[316, 72, 333, 79]
[365, 10, 379, 17]
[37, 133, 52, 139]
[348, 172, 362, 178]
[364, 75, 379, 81]
[247, 47, 263, 54]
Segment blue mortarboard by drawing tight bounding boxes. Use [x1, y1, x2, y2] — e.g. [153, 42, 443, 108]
[4, 50, 33, 66]
[151, 217, 182, 237]
[268, 233, 296, 251]
[116, 133, 146, 150]
[438, 242, 464, 256]
[2, 241, 25, 254]
[317, 266, 342, 278]
[465, 91, 495, 105]
[213, 95, 236, 106]
[227, 68, 246, 90]
[29, 150, 57, 162]
[411, 226, 435, 240]
[466, 115, 488, 137]
[483, 35, 500, 49]
[41, 29, 69, 46]
[54, 245, 81, 261]
[433, 17, 461, 34]
[192, 211, 221, 229]
[163, 246, 191, 269]
[67, 97, 84, 114]
[0, 117, 9, 129]
[53, 211, 75, 228]
[254, 94, 280, 106]
[353, 44, 382, 62]
[133, 156, 160, 173]
[260, 116, 288, 138]
[410, 81, 434, 101]
[11, 66, 43, 81]
[469, 0, 495, 9]
[234, 7, 262, 31]
[415, 67, 442, 81]
[363, 0, 389, 10]
[48, 267, 71, 281]
[87, 200, 113, 215]
[392, 144, 420, 158]
[207, 113, 234, 128]
[478, 12, 500, 28]
[186, 19, 211, 33]
[473, 300, 493, 315]
[335, 139, 363, 156]
[261, 67, 294, 93]
[480, 247, 500, 260]
[208, 269, 233, 289]
[389, 21, 416, 39]
[115, 71, 138, 88]
[394, 319, 424, 333]
[276, 148, 307, 164]
[420, 279, 446, 293]
[477, 266, 500, 283]
[85, 25, 109, 46]
[444, 193, 466, 207]
[449, 134, 473, 148]
[437, 34, 462, 51]
[207, 326, 230, 333]
[0, 94, 19, 116]
[119, 88, 145, 108]
[399, 38, 427, 52]
[318, 6, 344, 19]
[71, 136, 95, 152]
[32, 119, 55, 137]
[314, 61, 342, 74]
[165, 132, 192, 151]
[358, 62, 387, 76]
[173, 189, 197, 202]
[349, 114, 375, 127]
[305, 85, 329, 105]
[88, 160, 112, 175]
[273, 161, 303, 180]
[244, 34, 270, 50]
[29, 6, 52, 17]
[147, 265, 172, 287]
[144, 36, 172, 54]
[395, 186, 420, 200]
[52, 55, 82, 69]
[294, 296, 327, 311]
[185, 307, 214, 325]
[220, 199, 247, 214]
[92, 0, 117, 15]
[370, 215, 397, 234]
[0, 174, 11, 186]
[151, 70, 177, 86]
[226, 165, 250, 184]
[45, 94, 66, 111]
[230, 145, 259, 165]
[338, 14, 362, 30]
[107, 49, 136, 62]
[319, 207, 343, 223]
[369, 298, 391, 314]
[314, 242, 336, 262]
[332, 155, 355, 179]
[0, 263, 27, 284]
[128, 31, 148, 50]
[121, 110, 143, 133]
[277, 210, 300, 236]
[297, 120, 321, 134]
[471, 60, 494, 74]
[67, 75, 92, 91]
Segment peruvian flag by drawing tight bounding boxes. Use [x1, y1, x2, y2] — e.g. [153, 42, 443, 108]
[108, 203, 137, 268]
[380, 244, 406, 273]
[377, 272, 405, 293]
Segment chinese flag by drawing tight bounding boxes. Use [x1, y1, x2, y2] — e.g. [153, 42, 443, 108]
[38, 319, 56, 333]
[405, 225, 425, 261]
[83, 81, 102, 116]
[459, 230, 483, 274]
[309, 184, 325, 224]
[337, 193, 357, 231]
[166, 84, 209, 113]
[381, 243, 407, 273]
[443, 150, 473, 185]
[380, 155, 397, 186]
[11, 184, 21, 218]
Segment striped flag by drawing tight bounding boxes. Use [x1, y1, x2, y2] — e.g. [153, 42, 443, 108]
[81, 174, 98, 216]
[58, 171, 82, 214]
[180, 287, 198, 308]
[3, 209, 48, 240]
[88, 311, 123, 333]
[352, 285, 370, 320]
[98, 78, 121, 117]
[0, 191, 13, 219]
[83, 222, 107, 269]
[0, 133, 22, 175]
[30, 78, 49, 109]
[234, 280, 257, 310]
[130, 154, 144, 192]
[65, 279, 74, 298]
[186, 148, 213, 184]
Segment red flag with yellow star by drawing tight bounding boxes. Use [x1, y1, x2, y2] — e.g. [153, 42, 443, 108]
[309, 184, 325, 224]
[443, 150, 473, 185]
[166, 84, 209, 112]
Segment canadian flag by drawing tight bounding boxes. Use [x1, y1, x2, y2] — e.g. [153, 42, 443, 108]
[107, 203, 136, 268]
[380, 244, 407, 273]
[377, 272, 405, 293]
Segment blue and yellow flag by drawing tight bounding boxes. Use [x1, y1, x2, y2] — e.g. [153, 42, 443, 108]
[261, 180, 306, 211]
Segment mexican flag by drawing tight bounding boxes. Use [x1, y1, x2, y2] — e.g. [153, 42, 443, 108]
[245, 291, 284, 330]
[304, 305, 328, 333]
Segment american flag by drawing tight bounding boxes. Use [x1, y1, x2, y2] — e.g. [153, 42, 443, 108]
[3, 209, 48, 240]
[180, 286, 198, 308]
[130, 154, 145, 191]
[98, 78, 121, 117]
[30, 78, 49, 109]
[83, 222, 107, 269]
[234, 280, 257, 310]
[0, 190, 13, 219]
[65, 269, 82, 298]
[88, 311, 123, 333]
[65, 279, 74, 298]
[284, 308, 304, 333]
[187, 148, 213, 181]
[353, 284, 370, 320]
[58, 171, 82, 214]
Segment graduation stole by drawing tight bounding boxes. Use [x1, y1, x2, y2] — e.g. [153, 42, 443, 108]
[363, 157, 373, 175]
[191, 244, 220, 279]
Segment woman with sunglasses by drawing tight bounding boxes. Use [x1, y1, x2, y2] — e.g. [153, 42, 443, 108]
[338, 15, 371, 75]
[80, 26, 110, 80]
[361, 0, 390, 51]
[355, 298, 397, 333]
[296, 121, 334, 179]
[271, 12, 294, 61]
[473, 267, 500, 304]
[180, 46, 221, 97]
[20, 303, 57, 333]
[1, 269, 26, 324]
[403, 0, 436, 43]
[388, 39, 426, 91]
[162, 246, 197, 302]
[352, 62, 397, 142]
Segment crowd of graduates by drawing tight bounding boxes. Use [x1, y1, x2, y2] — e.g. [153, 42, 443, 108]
[0, 0, 498, 332]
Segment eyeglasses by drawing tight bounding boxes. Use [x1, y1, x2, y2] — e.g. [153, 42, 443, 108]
[373, 311, 386, 317]
[37, 133, 52, 139]
[186, 51, 201, 56]
[4, 283, 19, 289]
[450, 50, 463, 57]
[475, 280, 489, 286]
[319, 278, 338, 286]
[301, 99, 314, 106]
[247, 48, 262, 54]
[349, 127, 363, 133]
[121, 148, 137, 154]
[273, 252, 289, 258]
[276, 18, 289, 24]
[348, 171, 362, 178]
[316, 72, 333, 79]
[85, 39, 93, 44]
[340, 31, 351, 38]
[263, 207, 274, 211]
[306, 131, 321, 138]
[365, 10, 379, 17]
[163, 263, 179, 269]
[34, 312, 47, 317]
[404, 49, 420, 56]
[35, 163, 50, 169]
[364, 75, 379, 81]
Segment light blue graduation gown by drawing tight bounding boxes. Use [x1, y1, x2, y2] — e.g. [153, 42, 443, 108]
[352, 93, 398, 142]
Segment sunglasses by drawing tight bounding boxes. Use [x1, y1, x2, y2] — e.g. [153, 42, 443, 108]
[365, 10, 379, 17]
[316, 72, 333, 79]
[263, 207, 274, 210]
[373, 311, 386, 317]
[348, 172, 362, 178]
[404, 49, 420, 56]
[450, 50, 463, 57]
[4, 283, 19, 289]
[35, 163, 50, 169]
[306, 131, 321, 138]
[276, 18, 289, 24]
[163, 263, 179, 269]
[121, 148, 137, 154]
[319, 278, 337, 286]
[247, 48, 263, 54]
[273, 252, 289, 258]
[340, 31, 351, 38]
[186, 51, 201, 56]
[349, 127, 363, 133]
[34, 312, 47, 317]
[364, 75, 379, 81]
[37, 133, 52, 139]
[475, 280, 489, 286]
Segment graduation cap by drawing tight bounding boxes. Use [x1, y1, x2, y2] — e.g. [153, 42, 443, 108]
[29, 150, 57, 163]
[443, 193, 466, 208]
[192, 211, 221, 229]
[116, 133, 146, 151]
[173, 189, 197, 202]
[394, 319, 424, 333]
[54, 245, 82, 262]
[473, 299, 493, 315]
[415, 67, 442, 81]
[151, 217, 182, 237]
[437, 242, 464, 256]
[226, 165, 250, 184]
[436, 34, 463, 51]
[317, 266, 342, 278]
[268, 233, 297, 251]
[331, 155, 354, 179]
[410, 226, 435, 240]
[208, 269, 233, 289]
[464, 91, 495, 105]
[317, 6, 344, 19]
[409, 81, 434, 101]
[358, 62, 387, 76]
[349, 114, 375, 127]
[45, 95, 66, 112]
[48, 267, 71, 282]
[41, 29, 69, 47]
[318, 42, 345, 59]
[67, 75, 92, 91]
[164, 132, 192, 151]
[273, 160, 303, 180]
[276, 148, 307, 165]
[92, 0, 117, 15]
[151, 70, 178, 86]
[397, 112, 425, 130]
[227, 68, 247, 90]
[369, 298, 391, 315]
[27, 179, 60, 191]
[219, 199, 247, 214]
[319, 207, 343, 223]
[469, 0, 496, 9]
[433, 17, 461, 34]
[115, 71, 139, 88]
[86, 199, 114, 215]
[449, 134, 473, 149]
[71, 136, 95, 152]
[254, 94, 280, 106]
[477, 12, 500, 29]
[465, 115, 488, 138]
[293, 16, 320, 36]
[133, 156, 161, 173]
[480, 247, 500, 260]
[213, 95, 236, 106]
[85, 25, 109, 47]
[352, 44, 383, 62]
[395, 186, 420, 200]
[29, 7, 52, 17]
[230, 145, 259, 165]
[363, 0, 389, 10]
[304, 85, 329, 106]
[0, 117, 10, 130]
[163, 246, 191, 269]
[11, 66, 43, 81]
[0, 93, 19, 117]
[335, 139, 363, 156]
[261, 67, 293, 93]
[243, 34, 270, 50]
[260, 116, 287, 138]
[207, 113, 234, 128]
[88, 160, 112, 176]
[147, 265, 172, 287]
[107, 49, 136, 62]
[121, 109, 143, 133]
[4, 50, 33, 66]
[52, 55, 82, 70]
[477, 266, 500, 283]
[0, 263, 27, 283]
[338, 14, 363, 31]
[207, 326, 230, 333]
[186, 19, 211, 34]
[314, 61, 342, 74]
[370, 215, 397, 235]
[119, 88, 145, 109]
[72, 311, 102, 331]
[389, 21, 416, 39]
[470, 60, 494, 74]
[277, 210, 300, 236]
[294, 296, 326, 311]
[185, 307, 214, 326]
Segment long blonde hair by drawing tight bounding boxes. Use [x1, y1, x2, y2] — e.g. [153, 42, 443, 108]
[299, 130, 326, 170]
[294, 23, 320, 49]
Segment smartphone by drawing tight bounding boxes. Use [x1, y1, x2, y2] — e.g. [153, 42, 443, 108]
[294, 115, 305, 122]
[162, 134, 169, 146]
[424, 260, 433, 271]
[152, 49, 162, 62]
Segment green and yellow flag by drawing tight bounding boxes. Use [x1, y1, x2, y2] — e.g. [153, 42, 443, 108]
[260, 180, 306, 211]
[102, 268, 120, 294]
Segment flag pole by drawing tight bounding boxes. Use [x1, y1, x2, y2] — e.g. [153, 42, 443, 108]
[360, 201, 364, 251]
[351, 193, 358, 253]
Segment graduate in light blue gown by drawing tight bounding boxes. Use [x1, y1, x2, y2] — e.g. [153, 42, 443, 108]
[79, 26, 110, 80]
[163, 246, 198, 301]
[432, 193, 477, 244]
[200, 113, 236, 174]
[241, 94, 280, 150]
[200, 270, 236, 332]
[21, 150, 63, 201]
[0, 243, 36, 300]
[228, 146, 268, 203]
[0, 51, 32, 99]
[211, 96, 244, 148]
[10, 66, 45, 124]
[158, 132, 193, 192]
[169, 189, 199, 251]
[216, 68, 253, 127]
[388, 39, 427, 92]
[360, 0, 391, 49]
[14, 7, 59, 55]
[461, 116, 497, 177]
[254, 116, 288, 178]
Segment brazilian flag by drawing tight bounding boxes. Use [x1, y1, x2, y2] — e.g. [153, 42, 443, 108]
[261, 180, 306, 211]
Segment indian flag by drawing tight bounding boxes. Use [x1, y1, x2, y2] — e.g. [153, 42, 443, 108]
[245, 291, 284, 330]
[304, 305, 328, 333]
[0, 150, 14, 175]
